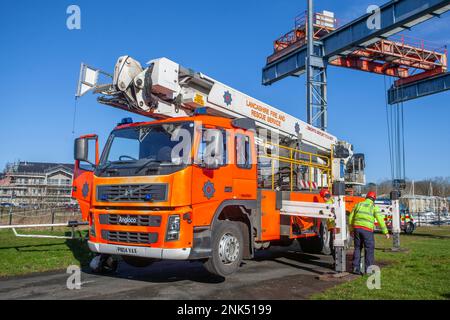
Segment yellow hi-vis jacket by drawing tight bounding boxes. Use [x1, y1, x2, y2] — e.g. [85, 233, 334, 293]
[325, 198, 335, 230]
[349, 198, 388, 234]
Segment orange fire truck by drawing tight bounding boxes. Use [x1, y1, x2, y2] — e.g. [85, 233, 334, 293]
[73, 56, 367, 276]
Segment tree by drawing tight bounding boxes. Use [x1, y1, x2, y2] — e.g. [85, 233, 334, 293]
[366, 177, 450, 198]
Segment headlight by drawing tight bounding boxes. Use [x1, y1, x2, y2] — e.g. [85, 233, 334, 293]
[166, 215, 180, 241]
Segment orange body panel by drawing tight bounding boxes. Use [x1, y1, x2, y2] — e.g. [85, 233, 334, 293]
[72, 167, 94, 221]
[259, 190, 281, 241]
[344, 195, 365, 214]
[256, 191, 365, 241]
[258, 191, 325, 241]
[93, 168, 192, 208]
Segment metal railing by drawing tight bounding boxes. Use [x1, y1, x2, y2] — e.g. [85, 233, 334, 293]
[294, 11, 339, 30]
[0, 206, 81, 227]
[257, 141, 332, 192]
[273, 11, 339, 53]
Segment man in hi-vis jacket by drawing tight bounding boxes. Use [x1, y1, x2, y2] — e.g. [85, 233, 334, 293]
[349, 191, 390, 275]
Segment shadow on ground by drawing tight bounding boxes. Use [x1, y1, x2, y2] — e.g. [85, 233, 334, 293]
[403, 232, 450, 240]
[66, 240, 335, 285]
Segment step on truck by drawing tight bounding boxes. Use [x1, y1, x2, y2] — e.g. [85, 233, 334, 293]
[73, 56, 367, 276]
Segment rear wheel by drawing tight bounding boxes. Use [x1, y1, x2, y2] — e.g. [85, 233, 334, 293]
[298, 222, 331, 255]
[203, 220, 244, 277]
[121, 256, 157, 268]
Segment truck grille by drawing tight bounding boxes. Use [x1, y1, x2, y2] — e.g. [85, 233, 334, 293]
[101, 230, 158, 244]
[99, 214, 161, 227]
[97, 184, 167, 202]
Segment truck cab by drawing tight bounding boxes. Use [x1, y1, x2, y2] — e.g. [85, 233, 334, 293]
[73, 115, 260, 276]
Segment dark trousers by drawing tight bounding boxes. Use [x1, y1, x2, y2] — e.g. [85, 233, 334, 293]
[352, 228, 375, 273]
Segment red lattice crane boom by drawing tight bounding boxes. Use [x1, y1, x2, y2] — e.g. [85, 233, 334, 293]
[268, 10, 448, 87]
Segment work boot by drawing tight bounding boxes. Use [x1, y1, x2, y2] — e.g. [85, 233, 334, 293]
[352, 268, 363, 276]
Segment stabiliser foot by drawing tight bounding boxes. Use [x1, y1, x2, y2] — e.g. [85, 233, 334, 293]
[89, 254, 118, 274]
[334, 246, 346, 273]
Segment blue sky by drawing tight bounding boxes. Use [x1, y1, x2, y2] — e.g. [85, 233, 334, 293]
[0, 0, 449, 183]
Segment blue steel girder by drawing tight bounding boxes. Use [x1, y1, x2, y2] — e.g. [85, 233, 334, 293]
[262, 0, 450, 85]
[388, 72, 450, 104]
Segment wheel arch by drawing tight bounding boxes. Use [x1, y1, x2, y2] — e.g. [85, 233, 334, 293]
[211, 200, 256, 259]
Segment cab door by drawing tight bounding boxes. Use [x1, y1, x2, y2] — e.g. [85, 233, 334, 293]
[72, 134, 99, 221]
[191, 126, 233, 225]
[232, 131, 257, 200]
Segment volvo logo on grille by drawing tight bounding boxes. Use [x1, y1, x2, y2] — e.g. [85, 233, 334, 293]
[124, 187, 134, 198]
[118, 216, 138, 224]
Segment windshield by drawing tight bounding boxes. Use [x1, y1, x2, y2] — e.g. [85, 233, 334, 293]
[97, 122, 194, 177]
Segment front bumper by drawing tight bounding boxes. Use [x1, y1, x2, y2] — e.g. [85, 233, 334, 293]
[88, 241, 191, 260]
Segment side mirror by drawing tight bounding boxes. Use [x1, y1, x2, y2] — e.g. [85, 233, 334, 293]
[74, 136, 98, 167]
[74, 138, 89, 162]
[204, 129, 223, 170]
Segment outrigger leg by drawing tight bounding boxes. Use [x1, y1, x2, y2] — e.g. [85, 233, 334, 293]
[89, 254, 118, 273]
[333, 182, 347, 273]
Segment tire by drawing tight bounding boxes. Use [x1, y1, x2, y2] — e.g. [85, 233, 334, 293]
[404, 222, 415, 235]
[203, 220, 244, 277]
[298, 223, 331, 255]
[105, 256, 118, 272]
[122, 256, 156, 268]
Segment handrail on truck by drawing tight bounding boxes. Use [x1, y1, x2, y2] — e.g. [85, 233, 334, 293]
[258, 141, 333, 191]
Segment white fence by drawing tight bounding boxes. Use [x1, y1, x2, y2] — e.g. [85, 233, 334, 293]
[415, 212, 450, 226]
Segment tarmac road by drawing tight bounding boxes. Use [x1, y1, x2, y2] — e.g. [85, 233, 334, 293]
[0, 243, 355, 300]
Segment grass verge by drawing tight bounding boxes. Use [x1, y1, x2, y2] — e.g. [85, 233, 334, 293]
[312, 226, 450, 300]
[0, 228, 91, 277]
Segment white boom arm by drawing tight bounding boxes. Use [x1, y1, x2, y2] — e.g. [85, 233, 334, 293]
[86, 56, 353, 154]
[77, 55, 365, 184]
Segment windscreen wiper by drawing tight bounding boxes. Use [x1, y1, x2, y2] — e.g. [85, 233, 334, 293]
[97, 161, 113, 176]
[97, 160, 129, 175]
[134, 159, 161, 174]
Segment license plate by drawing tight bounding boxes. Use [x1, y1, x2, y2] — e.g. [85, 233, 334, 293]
[115, 246, 142, 255]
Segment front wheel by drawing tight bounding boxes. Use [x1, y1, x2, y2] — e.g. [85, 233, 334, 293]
[203, 221, 244, 277]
